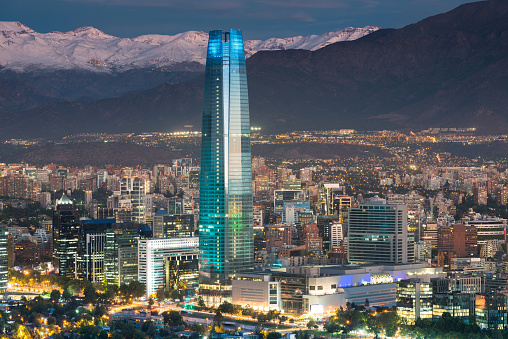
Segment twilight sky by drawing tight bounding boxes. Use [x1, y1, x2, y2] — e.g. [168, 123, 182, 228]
[1, 0, 478, 40]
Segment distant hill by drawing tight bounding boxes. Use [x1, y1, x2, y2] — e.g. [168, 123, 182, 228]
[1, 0, 508, 138]
[0, 142, 183, 167]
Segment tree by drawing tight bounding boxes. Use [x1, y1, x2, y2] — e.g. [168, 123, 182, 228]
[62, 287, 73, 301]
[84, 284, 97, 304]
[50, 289, 61, 302]
[365, 298, 370, 307]
[162, 310, 184, 326]
[148, 297, 154, 310]
[142, 320, 156, 337]
[279, 315, 288, 324]
[197, 296, 206, 308]
[156, 288, 166, 303]
[47, 316, 56, 326]
[266, 332, 282, 339]
[214, 310, 224, 327]
[307, 319, 316, 329]
[218, 301, 235, 314]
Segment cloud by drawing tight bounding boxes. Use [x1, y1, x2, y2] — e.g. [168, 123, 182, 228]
[62, 0, 245, 9]
[290, 13, 317, 22]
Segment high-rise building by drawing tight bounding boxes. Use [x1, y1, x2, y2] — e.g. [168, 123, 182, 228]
[437, 224, 477, 270]
[104, 222, 140, 287]
[0, 225, 8, 292]
[120, 177, 146, 223]
[199, 30, 253, 290]
[348, 198, 414, 264]
[76, 219, 116, 282]
[53, 194, 80, 277]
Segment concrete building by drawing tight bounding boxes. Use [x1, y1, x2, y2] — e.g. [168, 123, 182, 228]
[231, 263, 444, 315]
[138, 237, 199, 297]
[438, 224, 477, 270]
[348, 198, 414, 264]
[232, 273, 281, 311]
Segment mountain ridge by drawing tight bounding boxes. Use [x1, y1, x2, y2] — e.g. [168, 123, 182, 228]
[0, 22, 379, 72]
[1, 0, 507, 138]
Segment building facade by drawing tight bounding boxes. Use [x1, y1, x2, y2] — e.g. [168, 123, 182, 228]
[348, 198, 414, 264]
[104, 222, 140, 286]
[53, 194, 80, 277]
[199, 29, 253, 291]
[138, 237, 199, 297]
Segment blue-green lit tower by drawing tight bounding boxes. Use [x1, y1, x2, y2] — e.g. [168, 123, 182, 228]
[199, 29, 253, 291]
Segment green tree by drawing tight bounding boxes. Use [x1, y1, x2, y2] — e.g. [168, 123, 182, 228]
[148, 297, 154, 310]
[83, 284, 97, 304]
[156, 288, 166, 303]
[307, 319, 316, 329]
[50, 289, 61, 302]
[62, 286, 73, 301]
[197, 296, 206, 308]
[266, 332, 282, 339]
[218, 301, 235, 314]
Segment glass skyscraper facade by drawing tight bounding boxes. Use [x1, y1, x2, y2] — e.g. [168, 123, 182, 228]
[199, 29, 253, 288]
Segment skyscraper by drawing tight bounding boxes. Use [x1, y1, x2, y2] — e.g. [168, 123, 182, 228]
[53, 194, 80, 277]
[199, 29, 253, 291]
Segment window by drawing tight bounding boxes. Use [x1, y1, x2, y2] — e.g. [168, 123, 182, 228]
[310, 286, 315, 290]
[318, 286, 323, 290]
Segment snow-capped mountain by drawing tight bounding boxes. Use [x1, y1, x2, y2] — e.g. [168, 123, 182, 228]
[0, 22, 379, 72]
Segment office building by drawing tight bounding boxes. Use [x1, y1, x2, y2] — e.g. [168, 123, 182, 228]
[104, 222, 141, 287]
[199, 29, 253, 292]
[396, 278, 432, 324]
[152, 208, 194, 238]
[120, 177, 146, 223]
[432, 291, 471, 322]
[138, 237, 199, 297]
[462, 215, 507, 245]
[437, 224, 477, 270]
[53, 194, 80, 277]
[348, 198, 414, 264]
[76, 219, 115, 282]
[232, 273, 281, 311]
[318, 183, 345, 215]
[317, 215, 339, 253]
[475, 293, 508, 329]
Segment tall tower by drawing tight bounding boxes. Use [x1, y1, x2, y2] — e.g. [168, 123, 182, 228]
[199, 30, 253, 293]
[53, 194, 80, 277]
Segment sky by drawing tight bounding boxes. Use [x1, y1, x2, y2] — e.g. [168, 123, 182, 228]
[1, 0, 478, 40]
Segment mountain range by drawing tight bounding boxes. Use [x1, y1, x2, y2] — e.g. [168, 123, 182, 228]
[1, 0, 507, 138]
[0, 22, 378, 72]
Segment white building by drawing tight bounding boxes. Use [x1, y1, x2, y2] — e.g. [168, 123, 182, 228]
[138, 237, 199, 297]
[232, 273, 281, 311]
[330, 223, 343, 247]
